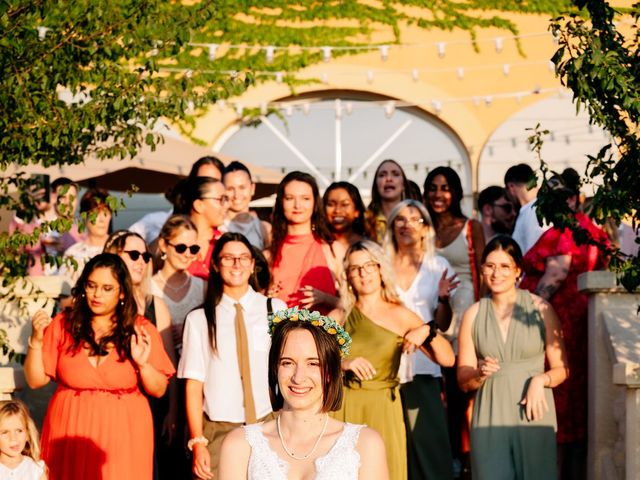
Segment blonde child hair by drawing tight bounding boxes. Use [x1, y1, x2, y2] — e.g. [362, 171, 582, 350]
[0, 400, 41, 462]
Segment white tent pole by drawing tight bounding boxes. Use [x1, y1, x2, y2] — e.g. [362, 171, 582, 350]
[259, 115, 331, 187]
[347, 120, 413, 183]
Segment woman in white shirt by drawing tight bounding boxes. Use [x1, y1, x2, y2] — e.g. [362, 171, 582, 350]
[385, 199, 458, 480]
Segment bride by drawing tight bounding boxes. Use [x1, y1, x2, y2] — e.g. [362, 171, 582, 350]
[219, 308, 389, 480]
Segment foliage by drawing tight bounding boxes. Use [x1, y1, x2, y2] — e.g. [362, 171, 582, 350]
[0, 0, 590, 359]
[541, 0, 640, 291]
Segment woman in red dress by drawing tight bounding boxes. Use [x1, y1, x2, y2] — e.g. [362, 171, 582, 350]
[24, 253, 175, 480]
[268, 171, 345, 315]
[519, 168, 609, 479]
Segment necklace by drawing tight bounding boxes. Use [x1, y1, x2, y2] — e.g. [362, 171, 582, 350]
[277, 413, 329, 461]
[158, 272, 190, 292]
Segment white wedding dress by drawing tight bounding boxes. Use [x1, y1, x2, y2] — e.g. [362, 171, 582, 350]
[244, 422, 363, 479]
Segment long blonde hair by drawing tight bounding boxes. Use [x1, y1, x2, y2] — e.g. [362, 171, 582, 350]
[0, 400, 41, 461]
[384, 199, 436, 260]
[340, 240, 402, 313]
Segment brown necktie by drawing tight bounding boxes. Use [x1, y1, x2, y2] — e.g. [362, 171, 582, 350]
[234, 303, 257, 424]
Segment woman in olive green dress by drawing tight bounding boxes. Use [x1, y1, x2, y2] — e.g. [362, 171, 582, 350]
[330, 240, 454, 480]
[457, 236, 569, 479]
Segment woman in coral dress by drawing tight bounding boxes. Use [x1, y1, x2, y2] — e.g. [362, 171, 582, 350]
[24, 253, 175, 480]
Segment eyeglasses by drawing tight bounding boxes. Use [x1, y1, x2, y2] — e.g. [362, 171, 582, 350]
[394, 216, 425, 228]
[124, 250, 152, 263]
[200, 195, 229, 205]
[492, 202, 514, 214]
[346, 261, 379, 276]
[167, 242, 201, 255]
[481, 263, 515, 276]
[219, 254, 253, 267]
[85, 282, 120, 295]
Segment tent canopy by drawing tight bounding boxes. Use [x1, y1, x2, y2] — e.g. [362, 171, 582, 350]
[6, 135, 283, 198]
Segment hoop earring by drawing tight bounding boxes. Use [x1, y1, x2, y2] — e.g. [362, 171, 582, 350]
[275, 384, 280, 396]
[160, 252, 167, 260]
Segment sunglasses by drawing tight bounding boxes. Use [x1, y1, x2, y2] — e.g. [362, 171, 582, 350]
[124, 250, 152, 263]
[167, 242, 201, 255]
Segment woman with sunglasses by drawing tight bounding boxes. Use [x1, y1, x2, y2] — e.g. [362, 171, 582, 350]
[173, 176, 228, 281]
[24, 253, 175, 480]
[152, 215, 206, 355]
[457, 236, 568, 479]
[104, 231, 179, 480]
[330, 240, 454, 480]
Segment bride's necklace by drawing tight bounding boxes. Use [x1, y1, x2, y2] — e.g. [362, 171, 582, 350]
[277, 413, 329, 461]
[158, 272, 190, 292]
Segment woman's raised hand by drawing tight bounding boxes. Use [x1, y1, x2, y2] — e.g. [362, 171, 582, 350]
[342, 357, 376, 381]
[30, 310, 53, 345]
[131, 325, 152, 367]
[438, 270, 460, 298]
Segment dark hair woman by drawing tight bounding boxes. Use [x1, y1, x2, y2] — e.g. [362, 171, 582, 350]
[219, 309, 389, 480]
[365, 159, 411, 244]
[172, 176, 228, 280]
[457, 236, 568, 479]
[24, 253, 175, 480]
[323, 181, 368, 250]
[179, 232, 287, 479]
[268, 171, 344, 315]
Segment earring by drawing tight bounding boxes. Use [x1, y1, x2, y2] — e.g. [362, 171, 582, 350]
[160, 252, 167, 260]
[275, 384, 280, 396]
[119, 300, 124, 307]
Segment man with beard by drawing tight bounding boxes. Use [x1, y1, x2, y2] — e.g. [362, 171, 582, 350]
[478, 185, 516, 243]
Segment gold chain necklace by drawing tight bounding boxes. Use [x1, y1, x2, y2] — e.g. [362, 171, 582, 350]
[276, 414, 329, 461]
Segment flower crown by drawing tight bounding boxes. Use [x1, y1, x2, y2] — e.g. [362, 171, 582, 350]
[268, 307, 352, 357]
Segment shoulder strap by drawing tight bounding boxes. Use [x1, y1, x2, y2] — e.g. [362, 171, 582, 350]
[466, 221, 480, 301]
[267, 297, 273, 316]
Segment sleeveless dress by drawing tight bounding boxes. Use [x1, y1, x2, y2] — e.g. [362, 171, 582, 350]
[471, 289, 557, 479]
[331, 307, 407, 480]
[520, 212, 609, 444]
[40, 313, 176, 480]
[0, 457, 46, 479]
[271, 234, 336, 315]
[243, 422, 363, 480]
[436, 220, 476, 342]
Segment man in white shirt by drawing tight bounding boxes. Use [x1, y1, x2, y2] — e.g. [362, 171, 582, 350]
[178, 232, 286, 480]
[504, 163, 549, 255]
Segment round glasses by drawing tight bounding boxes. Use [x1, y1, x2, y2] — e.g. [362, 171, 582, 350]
[481, 263, 515, 276]
[167, 242, 201, 255]
[124, 250, 152, 263]
[394, 216, 425, 228]
[346, 261, 379, 276]
[219, 254, 253, 267]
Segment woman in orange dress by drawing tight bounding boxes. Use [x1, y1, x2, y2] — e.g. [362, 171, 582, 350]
[268, 171, 345, 315]
[24, 253, 175, 480]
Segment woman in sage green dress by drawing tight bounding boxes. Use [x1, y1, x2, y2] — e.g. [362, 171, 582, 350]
[457, 236, 569, 479]
[330, 240, 454, 480]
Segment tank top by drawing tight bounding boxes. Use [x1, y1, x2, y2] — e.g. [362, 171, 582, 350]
[244, 422, 363, 480]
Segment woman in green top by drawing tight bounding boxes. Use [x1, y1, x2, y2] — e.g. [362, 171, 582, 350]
[330, 240, 454, 480]
[457, 236, 569, 479]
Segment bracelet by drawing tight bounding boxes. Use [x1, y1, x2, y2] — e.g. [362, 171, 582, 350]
[187, 436, 209, 451]
[28, 337, 42, 350]
[421, 321, 437, 347]
[544, 373, 552, 387]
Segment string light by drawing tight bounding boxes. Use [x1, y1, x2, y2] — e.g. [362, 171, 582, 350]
[384, 101, 396, 118]
[265, 46, 275, 63]
[437, 42, 446, 58]
[495, 37, 504, 53]
[502, 64, 510, 76]
[379, 45, 390, 61]
[366, 70, 374, 84]
[456, 67, 465, 80]
[208, 44, 218, 61]
[411, 69, 420, 82]
[322, 46, 332, 62]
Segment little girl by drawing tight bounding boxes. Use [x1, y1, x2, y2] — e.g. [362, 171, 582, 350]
[0, 400, 47, 479]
